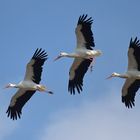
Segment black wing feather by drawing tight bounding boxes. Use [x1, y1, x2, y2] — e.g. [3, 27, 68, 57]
[77, 14, 95, 50]
[32, 48, 48, 84]
[129, 37, 140, 70]
[68, 59, 92, 94]
[122, 80, 140, 108]
[6, 48, 47, 120]
[6, 91, 35, 120]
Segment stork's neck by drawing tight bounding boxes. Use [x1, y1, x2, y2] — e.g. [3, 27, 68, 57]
[114, 73, 129, 78]
[64, 53, 81, 58]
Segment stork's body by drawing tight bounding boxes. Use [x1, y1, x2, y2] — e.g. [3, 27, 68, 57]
[5, 48, 52, 120]
[55, 14, 102, 94]
[107, 37, 140, 108]
[7, 81, 46, 91]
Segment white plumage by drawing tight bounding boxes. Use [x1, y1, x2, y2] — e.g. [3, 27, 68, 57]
[5, 48, 53, 120]
[55, 14, 102, 94]
[107, 37, 140, 108]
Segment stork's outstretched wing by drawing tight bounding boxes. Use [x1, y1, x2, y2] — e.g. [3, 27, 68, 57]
[24, 48, 48, 84]
[122, 79, 140, 108]
[68, 58, 93, 94]
[6, 89, 35, 120]
[128, 37, 140, 70]
[75, 14, 95, 50]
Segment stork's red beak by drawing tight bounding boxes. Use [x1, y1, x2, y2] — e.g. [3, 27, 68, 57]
[106, 75, 113, 79]
[4, 84, 10, 89]
[54, 55, 61, 61]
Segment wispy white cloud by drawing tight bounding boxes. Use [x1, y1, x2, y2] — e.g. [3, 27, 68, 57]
[0, 113, 18, 140]
[39, 88, 140, 140]
[0, 110, 18, 140]
[0, 89, 18, 140]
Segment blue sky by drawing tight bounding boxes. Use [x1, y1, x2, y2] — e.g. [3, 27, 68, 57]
[0, 0, 140, 140]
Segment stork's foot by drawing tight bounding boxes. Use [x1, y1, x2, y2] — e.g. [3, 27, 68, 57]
[43, 90, 53, 95]
[48, 91, 53, 94]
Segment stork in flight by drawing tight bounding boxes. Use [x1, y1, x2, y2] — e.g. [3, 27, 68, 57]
[107, 37, 140, 108]
[5, 48, 53, 120]
[54, 14, 102, 94]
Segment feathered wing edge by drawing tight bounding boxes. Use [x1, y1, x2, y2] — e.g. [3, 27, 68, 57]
[32, 48, 48, 84]
[122, 79, 140, 108]
[6, 90, 35, 120]
[77, 14, 95, 49]
[129, 37, 140, 71]
[68, 58, 93, 94]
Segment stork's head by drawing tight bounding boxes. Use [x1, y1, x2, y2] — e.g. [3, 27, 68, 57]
[54, 52, 68, 61]
[106, 72, 120, 79]
[4, 83, 16, 88]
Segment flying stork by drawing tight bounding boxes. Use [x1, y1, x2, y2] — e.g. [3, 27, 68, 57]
[54, 14, 102, 94]
[5, 48, 53, 120]
[107, 37, 140, 108]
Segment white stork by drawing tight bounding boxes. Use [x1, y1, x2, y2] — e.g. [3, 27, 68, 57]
[54, 14, 102, 94]
[5, 48, 53, 120]
[107, 37, 140, 108]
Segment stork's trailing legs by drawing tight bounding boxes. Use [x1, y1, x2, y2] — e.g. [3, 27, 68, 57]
[85, 56, 95, 72]
[89, 57, 95, 72]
